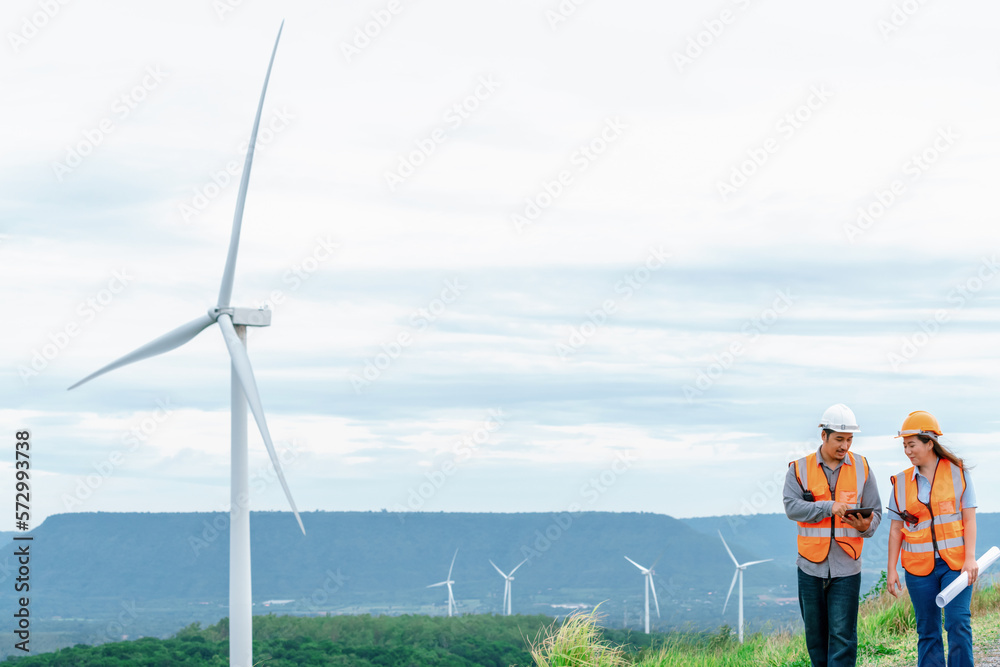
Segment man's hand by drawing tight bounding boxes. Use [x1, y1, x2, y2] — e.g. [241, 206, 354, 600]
[887, 569, 903, 598]
[962, 556, 979, 587]
[842, 512, 872, 532]
[831, 502, 849, 518]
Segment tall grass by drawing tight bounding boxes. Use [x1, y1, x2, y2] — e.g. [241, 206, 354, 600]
[531, 611, 628, 667]
[531, 612, 809, 667]
[531, 581, 1000, 667]
[971, 578, 1000, 616]
[634, 629, 808, 667]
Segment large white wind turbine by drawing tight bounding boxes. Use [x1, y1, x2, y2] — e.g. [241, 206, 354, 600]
[489, 558, 527, 616]
[68, 23, 299, 667]
[624, 556, 660, 634]
[719, 531, 772, 643]
[427, 549, 459, 617]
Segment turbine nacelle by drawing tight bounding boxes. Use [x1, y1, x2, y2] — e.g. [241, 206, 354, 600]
[209, 306, 273, 327]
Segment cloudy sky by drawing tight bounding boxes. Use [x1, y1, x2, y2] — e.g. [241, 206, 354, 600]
[2, 0, 999, 530]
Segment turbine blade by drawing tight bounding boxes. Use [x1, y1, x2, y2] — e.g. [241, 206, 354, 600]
[649, 574, 661, 618]
[69, 314, 215, 390]
[427, 581, 447, 588]
[217, 21, 284, 309]
[723, 569, 738, 614]
[742, 559, 774, 568]
[217, 314, 304, 535]
[509, 558, 529, 576]
[718, 530, 739, 567]
[624, 556, 647, 573]
[489, 560, 507, 578]
[447, 549, 458, 579]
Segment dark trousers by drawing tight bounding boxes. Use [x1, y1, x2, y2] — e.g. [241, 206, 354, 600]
[798, 569, 861, 667]
[904, 557, 973, 667]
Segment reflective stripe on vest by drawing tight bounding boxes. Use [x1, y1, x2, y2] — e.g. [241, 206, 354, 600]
[901, 536, 966, 554]
[792, 451, 868, 563]
[893, 458, 966, 576]
[909, 512, 963, 533]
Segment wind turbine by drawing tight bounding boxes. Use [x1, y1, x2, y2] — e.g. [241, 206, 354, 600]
[427, 549, 459, 616]
[624, 556, 660, 634]
[719, 531, 772, 643]
[67, 23, 300, 667]
[489, 558, 527, 616]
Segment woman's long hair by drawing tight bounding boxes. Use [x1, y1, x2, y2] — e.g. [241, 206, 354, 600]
[916, 434, 969, 469]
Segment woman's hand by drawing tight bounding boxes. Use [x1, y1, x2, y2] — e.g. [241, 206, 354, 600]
[962, 556, 979, 587]
[887, 569, 903, 598]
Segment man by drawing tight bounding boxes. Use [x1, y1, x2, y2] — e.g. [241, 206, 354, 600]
[783, 403, 882, 667]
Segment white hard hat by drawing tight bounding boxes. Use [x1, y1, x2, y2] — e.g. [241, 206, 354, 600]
[818, 403, 860, 433]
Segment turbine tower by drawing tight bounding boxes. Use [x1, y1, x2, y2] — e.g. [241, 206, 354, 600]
[719, 531, 773, 643]
[68, 23, 300, 667]
[490, 558, 527, 616]
[624, 556, 660, 634]
[427, 549, 459, 616]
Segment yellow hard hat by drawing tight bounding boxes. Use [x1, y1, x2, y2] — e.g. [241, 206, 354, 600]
[896, 410, 943, 440]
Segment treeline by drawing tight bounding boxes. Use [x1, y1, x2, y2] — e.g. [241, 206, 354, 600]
[4, 612, 659, 666]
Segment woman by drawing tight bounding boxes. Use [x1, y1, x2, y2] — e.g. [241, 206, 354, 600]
[886, 410, 978, 667]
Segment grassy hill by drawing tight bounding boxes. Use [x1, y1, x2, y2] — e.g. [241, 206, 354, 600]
[532, 582, 1000, 667]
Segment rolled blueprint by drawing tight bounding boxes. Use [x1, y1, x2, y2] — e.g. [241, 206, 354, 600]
[936, 546, 1000, 608]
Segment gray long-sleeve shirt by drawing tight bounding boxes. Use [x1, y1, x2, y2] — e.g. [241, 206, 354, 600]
[783, 447, 882, 578]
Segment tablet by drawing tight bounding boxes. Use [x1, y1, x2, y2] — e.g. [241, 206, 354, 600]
[845, 507, 876, 518]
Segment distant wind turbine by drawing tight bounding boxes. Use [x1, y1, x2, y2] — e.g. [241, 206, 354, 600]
[719, 531, 772, 643]
[67, 22, 299, 667]
[624, 556, 660, 634]
[427, 549, 459, 616]
[490, 558, 528, 616]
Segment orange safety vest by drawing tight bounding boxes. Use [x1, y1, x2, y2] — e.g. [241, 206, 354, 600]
[790, 451, 868, 562]
[891, 458, 966, 576]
